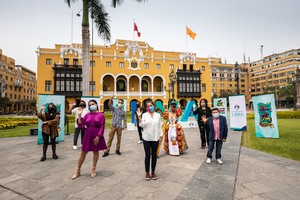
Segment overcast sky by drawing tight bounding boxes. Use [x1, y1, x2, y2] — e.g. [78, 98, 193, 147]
[1, 0, 300, 72]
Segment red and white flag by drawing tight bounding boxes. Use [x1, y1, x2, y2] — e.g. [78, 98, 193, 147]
[134, 22, 141, 37]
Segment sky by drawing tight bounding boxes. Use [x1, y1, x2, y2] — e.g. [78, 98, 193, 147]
[1, 0, 300, 73]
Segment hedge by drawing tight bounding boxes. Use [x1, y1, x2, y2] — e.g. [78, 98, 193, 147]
[247, 111, 300, 119]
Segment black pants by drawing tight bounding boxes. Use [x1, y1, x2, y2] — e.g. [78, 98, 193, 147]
[207, 140, 223, 159]
[143, 140, 159, 173]
[73, 128, 85, 146]
[137, 125, 143, 141]
[42, 132, 57, 156]
[198, 125, 209, 147]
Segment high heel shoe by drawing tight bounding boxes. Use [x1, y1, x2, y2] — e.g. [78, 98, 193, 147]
[72, 168, 81, 180]
[91, 167, 96, 178]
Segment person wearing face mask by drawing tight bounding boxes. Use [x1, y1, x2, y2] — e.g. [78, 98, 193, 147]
[72, 99, 106, 179]
[163, 102, 188, 156]
[137, 100, 161, 180]
[37, 103, 60, 162]
[69, 100, 89, 150]
[202, 108, 228, 164]
[102, 96, 127, 157]
[134, 101, 146, 143]
[193, 98, 212, 149]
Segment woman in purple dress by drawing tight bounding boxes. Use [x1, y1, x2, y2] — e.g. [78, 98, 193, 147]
[72, 99, 107, 179]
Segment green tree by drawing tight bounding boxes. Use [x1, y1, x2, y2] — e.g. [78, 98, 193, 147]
[0, 97, 12, 114]
[64, 0, 146, 95]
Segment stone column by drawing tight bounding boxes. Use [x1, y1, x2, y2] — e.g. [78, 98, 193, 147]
[296, 68, 300, 110]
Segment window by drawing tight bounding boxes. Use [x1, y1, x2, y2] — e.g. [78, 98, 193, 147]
[201, 66, 205, 71]
[64, 59, 69, 66]
[202, 84, 206, 92]
[190, 64, 193, 71]
[73, 59, 78, 67]
[170, 64, 174, 70]
[212, 83, 217, 87]
[46, 59, 52, 65]
[144, 63, 149, 69]
[90, 60, 95, 67]
[89, 81, 95, 92]
[183, 64, 187, 71]
[156, 64, 161, 69]
[119, 62, 124, 68]
[45, 80, 52, 91]
[106, 61, 111, 68]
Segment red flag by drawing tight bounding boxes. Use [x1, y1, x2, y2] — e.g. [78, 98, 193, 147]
[134, 22, 141, 37]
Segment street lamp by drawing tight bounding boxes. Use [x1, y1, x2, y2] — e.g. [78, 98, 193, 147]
[234, 62, 240, 95]
[168, 65, 177, 105]
[291, 71, 296, 108]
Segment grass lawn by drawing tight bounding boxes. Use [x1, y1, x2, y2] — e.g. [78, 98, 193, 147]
[0, 116, 114, 138]
[242, 119, 300, 161]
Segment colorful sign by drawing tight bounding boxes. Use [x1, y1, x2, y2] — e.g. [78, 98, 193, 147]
[213, 98, 228, 121]
[253, 94, 279, 138]
[229, 95, 247, 131]
[37, 94, 65, 144]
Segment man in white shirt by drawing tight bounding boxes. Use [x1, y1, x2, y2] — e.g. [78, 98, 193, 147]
[69, 100, 89, 150]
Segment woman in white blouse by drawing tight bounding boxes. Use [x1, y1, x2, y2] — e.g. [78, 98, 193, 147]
[137, 100, 162, 181]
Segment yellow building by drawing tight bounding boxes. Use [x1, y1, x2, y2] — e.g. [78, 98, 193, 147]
[249, 48, 300, 107]
[36, 39, 212, 112]
[0, 49, 37, 114]
[210, 57, 250, 105]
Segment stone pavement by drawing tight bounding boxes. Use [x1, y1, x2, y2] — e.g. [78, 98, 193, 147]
[0, 127, 299, 200]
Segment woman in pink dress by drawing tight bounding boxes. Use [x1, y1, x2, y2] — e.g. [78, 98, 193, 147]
[72, 99, 107, 179]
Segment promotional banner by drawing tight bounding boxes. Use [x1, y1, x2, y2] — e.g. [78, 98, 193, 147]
[213, 98, 228, 121]
[252, 94, 279, 138]
[229, 95, 247, 131]
[37, 94, 65, 144]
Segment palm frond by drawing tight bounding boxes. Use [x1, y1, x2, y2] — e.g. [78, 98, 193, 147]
[64, 0, 79, 7]
[111, 0, 147, 8]
[89, 0, 111, 42]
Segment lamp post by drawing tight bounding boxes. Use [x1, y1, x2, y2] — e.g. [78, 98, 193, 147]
[296, 67, 300, 109]
[291, 71, 297, 108]
[168, 65, 177, 106]
[234, 61, 240, 95]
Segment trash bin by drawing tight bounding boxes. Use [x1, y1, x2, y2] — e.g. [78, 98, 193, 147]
[30, 128, 38, 136]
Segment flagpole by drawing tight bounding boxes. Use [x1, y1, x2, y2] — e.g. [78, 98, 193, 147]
[133, 18, 135, 42]
[186, 24, 188, 53]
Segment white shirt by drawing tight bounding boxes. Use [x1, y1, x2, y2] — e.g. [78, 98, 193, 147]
[72, 107, 89, 128]
[139, 112, 162, 141]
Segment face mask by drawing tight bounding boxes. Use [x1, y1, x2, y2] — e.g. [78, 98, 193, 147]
[147, 105, 154, 112]
[89, 105, 97, 111]
[48, 107, 55, 112]
[201, 103, 206, 107]
[137, 104, 140, 108]
[212, 113, 220, 118]
[80, 103, 86, 108]
[118, 103, 123, 108]
[171, 108, 176, 112]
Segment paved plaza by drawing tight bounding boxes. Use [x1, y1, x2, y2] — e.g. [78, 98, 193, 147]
[0, 127, 299, 200]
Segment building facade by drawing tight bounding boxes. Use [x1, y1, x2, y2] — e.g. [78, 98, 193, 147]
[0, 49, 37, 114]
[210, 57, 250, 104]
[249, 49, 300, 107]
[36, 39, 212, 112]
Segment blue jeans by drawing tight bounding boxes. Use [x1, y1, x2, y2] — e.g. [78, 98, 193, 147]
[207, 140, 223, 159]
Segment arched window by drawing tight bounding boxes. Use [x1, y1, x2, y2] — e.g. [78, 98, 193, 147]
[117, 79, 126, 91]
[141, 80, 148, 92]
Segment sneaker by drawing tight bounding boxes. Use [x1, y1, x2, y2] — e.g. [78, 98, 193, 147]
[151, 172, 157, 180]
[145, 173, 151, 181]
[138, 140, 143, 144]
[216, 159, 223, 164]
[73, 145, 77, 150]
[206, 158, 211, 164]
[52, 154, 58, 159]
[102, 152, 109, 157]
[116, 150, 121, 155]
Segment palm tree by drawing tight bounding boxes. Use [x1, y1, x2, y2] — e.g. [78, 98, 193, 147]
[64, 0, 146, 96]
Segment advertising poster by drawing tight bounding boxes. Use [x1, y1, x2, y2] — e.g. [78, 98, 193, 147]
[252, 94, 279, 138]
[229, 95, 247, 131]
[37, 94, 65, 144]
[213, 98, 228, 121]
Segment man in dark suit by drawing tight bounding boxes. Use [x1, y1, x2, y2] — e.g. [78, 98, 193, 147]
[202, 108, 228, 164]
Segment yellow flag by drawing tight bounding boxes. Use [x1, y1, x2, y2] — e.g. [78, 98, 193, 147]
[186, 26, 196, 40]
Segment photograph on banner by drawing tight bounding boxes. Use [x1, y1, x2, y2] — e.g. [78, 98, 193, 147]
[229, 95, 247, 131]
[37, 94, 65, 144]
[253, 94, 279, 138]
[213, 98, 228, 121]
[81, 96, 101, 111]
